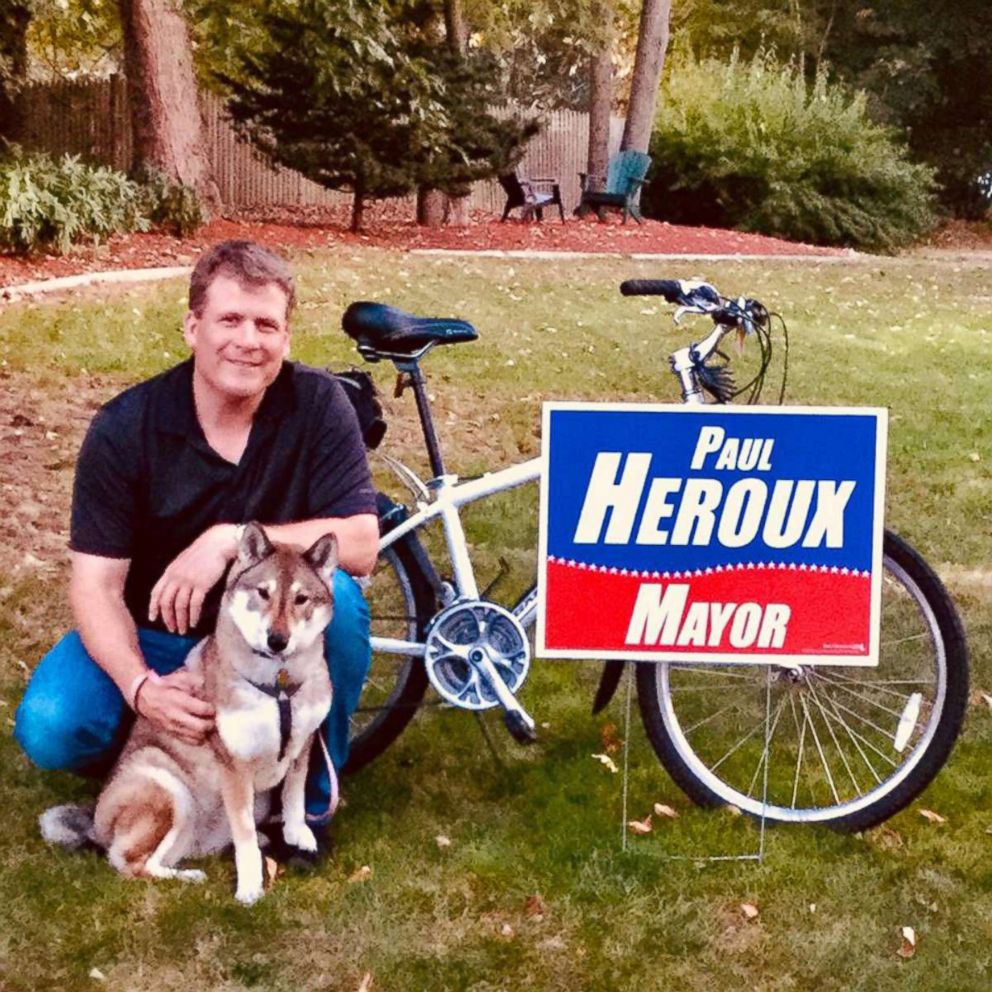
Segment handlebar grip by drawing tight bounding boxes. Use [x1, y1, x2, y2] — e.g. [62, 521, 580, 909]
[619, 279, 684, 303]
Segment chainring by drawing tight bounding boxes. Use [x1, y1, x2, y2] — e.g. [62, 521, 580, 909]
[423, 600, 531, 710]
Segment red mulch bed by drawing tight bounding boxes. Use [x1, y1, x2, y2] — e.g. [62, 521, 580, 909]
[0, 209, 850, 289]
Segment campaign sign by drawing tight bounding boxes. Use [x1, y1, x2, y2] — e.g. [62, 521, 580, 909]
[537, 404, 887, 666]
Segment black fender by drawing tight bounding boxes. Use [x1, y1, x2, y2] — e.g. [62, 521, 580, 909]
[592, 659, 627, 714]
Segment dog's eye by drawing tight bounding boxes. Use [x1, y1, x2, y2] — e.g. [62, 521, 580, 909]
[294, 594, 309, 606]
[257, 587, 270, 600]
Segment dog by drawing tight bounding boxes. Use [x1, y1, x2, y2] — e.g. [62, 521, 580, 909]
[40, 522, 337, 905]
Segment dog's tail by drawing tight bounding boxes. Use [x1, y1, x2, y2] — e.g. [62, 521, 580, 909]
[39, 804, 100, 852]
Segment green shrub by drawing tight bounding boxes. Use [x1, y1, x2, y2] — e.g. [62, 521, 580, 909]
[135, 165, 204, 237]
[0, 147, 150, 254]
[643, 52, 939, 253]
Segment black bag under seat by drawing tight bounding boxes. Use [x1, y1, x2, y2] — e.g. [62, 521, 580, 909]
[333, 368, 387, 450]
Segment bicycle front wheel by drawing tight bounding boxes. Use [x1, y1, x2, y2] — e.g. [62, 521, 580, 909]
[344, 537, 436, 775]
[635, 530, 969, 831]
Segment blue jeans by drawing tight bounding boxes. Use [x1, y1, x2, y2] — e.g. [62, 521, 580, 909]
[14, 571, 370, 821]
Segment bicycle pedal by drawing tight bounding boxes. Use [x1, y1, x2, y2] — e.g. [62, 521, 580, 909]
[503, 710, 538, 745]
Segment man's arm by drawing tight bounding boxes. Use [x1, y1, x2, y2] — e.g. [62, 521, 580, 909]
[148, 512, 379, 635]
[70, 552, 214, 744]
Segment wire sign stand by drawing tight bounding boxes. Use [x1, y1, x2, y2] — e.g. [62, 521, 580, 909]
[617, 665, 771, 862]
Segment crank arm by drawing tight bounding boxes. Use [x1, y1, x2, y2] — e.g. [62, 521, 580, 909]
[470, 650, 537, 744]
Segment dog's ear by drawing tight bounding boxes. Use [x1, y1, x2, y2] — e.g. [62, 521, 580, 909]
[237, 521, 273, 566]
[304, 532, 338, 590]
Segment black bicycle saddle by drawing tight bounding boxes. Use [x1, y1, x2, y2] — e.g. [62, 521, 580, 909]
[342, 301, 478, 357]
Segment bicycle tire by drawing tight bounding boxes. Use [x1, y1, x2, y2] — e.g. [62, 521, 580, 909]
[635, 530, 969, 831]
[343, 535, 436, 775]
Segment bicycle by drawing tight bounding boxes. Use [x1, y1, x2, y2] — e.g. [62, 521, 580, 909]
[338, 280, 969, 833]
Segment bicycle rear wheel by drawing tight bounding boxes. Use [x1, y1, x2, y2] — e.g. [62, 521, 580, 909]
[635, 530, 969, 831]
[344, 536, 436, 775]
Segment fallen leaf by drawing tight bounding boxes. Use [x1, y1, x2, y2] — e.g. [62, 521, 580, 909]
[653, 803, 679, 819]
[524, 894, 546, 917]
[348, 865, 373, 883]
[725, 804, 743, 817]
[627, 815, 652, 835]
[357, 973, 373, 992]
[264, 856, 283, 887]
[741, 902, 760, 921]
[435, 834, 451, 848]
[897, 926, 917, 958]
[981, 693, 992, 711]
[808, 904, 816, 913]
[919, 809, 947, 825]
[871, 826, 905, 851]
[968, 452, 980, 462]
[592, 752, 619, 774]
[600, 722, 622, 754]
[500, 923, 514, 937]
[88, 969, 106, 982]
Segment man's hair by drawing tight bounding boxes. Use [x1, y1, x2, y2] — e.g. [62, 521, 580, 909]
[188, 240, 296, 320]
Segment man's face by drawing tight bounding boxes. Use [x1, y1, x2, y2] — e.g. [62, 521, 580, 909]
[183, 274, 290, 402]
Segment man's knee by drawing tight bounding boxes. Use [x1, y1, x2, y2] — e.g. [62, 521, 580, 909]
[14, 692, 105, 771]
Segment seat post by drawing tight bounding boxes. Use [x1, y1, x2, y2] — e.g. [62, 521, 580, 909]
[400, 360, 446, 478]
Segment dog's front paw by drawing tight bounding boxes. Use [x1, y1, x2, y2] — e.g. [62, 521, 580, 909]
[176, 868, 207, 884]
[235, 882, 264, 906]
[283, 821, 317, 852]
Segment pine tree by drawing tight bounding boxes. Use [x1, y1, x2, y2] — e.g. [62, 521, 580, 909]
[218, 0, 538, 231]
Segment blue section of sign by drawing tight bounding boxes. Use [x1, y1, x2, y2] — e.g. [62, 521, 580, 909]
[546, 407, 879, 573]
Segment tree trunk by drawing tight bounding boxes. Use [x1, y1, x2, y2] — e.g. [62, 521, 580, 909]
[417, 187, 447, 226]
[621, 0, 672, 154]
[351, 185, 365, 233]
[118, 0, 222, 217]
[587, 2, 614, 192]
[0, 2, 31, 142]
[442, 0, 470, 227]
[443, 0, 468, 55]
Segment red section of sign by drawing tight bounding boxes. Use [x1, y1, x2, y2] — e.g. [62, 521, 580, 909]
[544, 559, 871, 657]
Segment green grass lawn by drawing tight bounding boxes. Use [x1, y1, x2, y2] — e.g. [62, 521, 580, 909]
[1, 248, 990, 991]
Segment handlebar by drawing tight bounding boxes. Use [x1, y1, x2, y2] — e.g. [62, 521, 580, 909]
[619, 279, 685, 303]
[620, 277, 782, 406]
[620, 278, 768, 336]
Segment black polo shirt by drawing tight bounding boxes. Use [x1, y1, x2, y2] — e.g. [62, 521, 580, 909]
[70, 359, 376, 637]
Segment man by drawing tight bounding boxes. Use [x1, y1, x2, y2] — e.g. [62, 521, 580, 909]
[15, 240, 378, 855]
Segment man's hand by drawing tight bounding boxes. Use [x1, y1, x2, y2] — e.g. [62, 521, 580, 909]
[149, 525, 237, 634]
[136, 669, 215, 745]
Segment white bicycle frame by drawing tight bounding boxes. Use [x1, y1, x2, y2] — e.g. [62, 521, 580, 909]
[372, 456, 542, 658]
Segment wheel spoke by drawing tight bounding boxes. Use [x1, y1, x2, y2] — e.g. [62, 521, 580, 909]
[669, 682, 760, 692]
[788, 693, 806, 809]
[824, 696, 901, 754]
[708, 711, 772, 774]
[812, 674, 907, 719]
[800, 693, 840, 806]
[682, 699, 743, 737]
[804, 678, 863, 797]
[746, 697, 787, 797]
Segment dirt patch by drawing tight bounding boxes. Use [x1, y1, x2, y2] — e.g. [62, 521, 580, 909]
[0, 211, 846, 290]
[0, 369, 123, 581]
